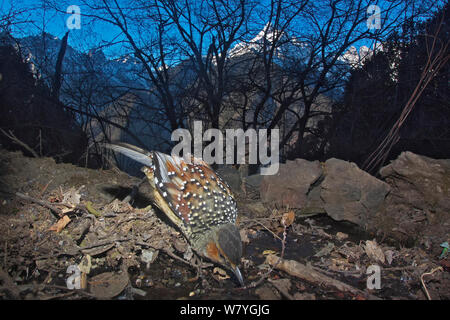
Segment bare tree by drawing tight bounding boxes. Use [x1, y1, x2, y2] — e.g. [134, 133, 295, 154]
[157, 0, 251, 129]
[0, 1, 32, 33]
[37, 0, 440, 165]
[229, 0, 438, 159]
[362, 14, 449, 173]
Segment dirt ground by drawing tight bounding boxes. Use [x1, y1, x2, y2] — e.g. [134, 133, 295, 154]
[0, 150, 448, 300]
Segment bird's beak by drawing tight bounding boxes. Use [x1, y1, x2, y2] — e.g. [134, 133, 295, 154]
[233, 266, 245, 287]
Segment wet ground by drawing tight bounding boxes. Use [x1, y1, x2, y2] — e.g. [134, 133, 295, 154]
[0, 150, 448, 300]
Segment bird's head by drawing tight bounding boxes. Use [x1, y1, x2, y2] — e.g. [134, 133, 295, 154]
[199, 223, 244, 286]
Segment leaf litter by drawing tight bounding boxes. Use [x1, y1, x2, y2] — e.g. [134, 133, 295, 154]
[0, 150, 449, 300]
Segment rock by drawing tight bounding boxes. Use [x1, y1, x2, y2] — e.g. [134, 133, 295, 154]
[377, 151, 450, 242]
[321, 158, 390, 227]
[260, 159, 323, 208]
[379, 151, 450, 213]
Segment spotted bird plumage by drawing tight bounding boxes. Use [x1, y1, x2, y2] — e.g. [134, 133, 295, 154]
[105, 142, 244, 286]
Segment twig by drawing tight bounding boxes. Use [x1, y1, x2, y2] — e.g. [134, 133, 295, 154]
[240, 217, 283, 241]
[80, 237, 130, 251]
[0, 128, 39, 158]
[162, 248, 194, 267]
[3, 229, 8, 268]
[363, 15, 449, 173]
[382, 266, 417, 271]
[41, 284, 96, 298]
[15, 192, 64, 217]
[265, 254, 381, 300]
[240, 220, 288, 290]
[420, 266, 443, 300]
[40, 291, 76, 300]
[38, 179, 53, 198]
[15, 192, 96, 218]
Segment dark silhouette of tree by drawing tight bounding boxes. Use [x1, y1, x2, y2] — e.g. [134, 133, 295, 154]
[330, 3, 449, 170]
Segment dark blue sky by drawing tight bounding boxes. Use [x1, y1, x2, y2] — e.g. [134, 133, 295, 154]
[4, 0, 124, 55]
[3, 0, 443, 58]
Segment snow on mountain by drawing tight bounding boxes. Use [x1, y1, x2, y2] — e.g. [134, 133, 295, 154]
[339, 43, 383, 68]
[4, 27, 382, 111]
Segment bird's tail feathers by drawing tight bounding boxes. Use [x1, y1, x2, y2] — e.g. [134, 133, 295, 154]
[104, 142, 153, 167]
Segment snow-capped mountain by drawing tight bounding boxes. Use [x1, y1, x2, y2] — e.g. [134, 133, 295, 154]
[2, 26, 380, 108]
[339, 43, 383, 68]
[1, 27, 381, 169]
[228, 23, 312, 63]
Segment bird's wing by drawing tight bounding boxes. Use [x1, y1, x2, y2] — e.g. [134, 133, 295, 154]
[151, 152, 238, 234]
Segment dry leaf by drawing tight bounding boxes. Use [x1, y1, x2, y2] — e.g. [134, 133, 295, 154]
[269, 278, 292, 293]
[213, 267, 230, 280]
[364, 240, 385, 264]
[336, 232, 348, 241]
[263, 250, 277, 255]
[48, 215, 71, 233]
[80, 272, 88, 290]
[60, 207, 74, 214]
[89, 272, 129, 299]
[385, 250, 394, 265]
[281, 210, 295, 227]
[78, 255, 92, 274]
[62, 186, 82, 206]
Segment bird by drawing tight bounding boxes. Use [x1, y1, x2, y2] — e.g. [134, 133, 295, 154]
[105, 142, 244, 286]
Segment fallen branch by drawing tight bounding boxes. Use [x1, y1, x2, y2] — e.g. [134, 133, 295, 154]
[0, 128, 39, 158]
[15, 192, 64, 216]
[15, 192, 95, 218]
[265, 254, 381, 300]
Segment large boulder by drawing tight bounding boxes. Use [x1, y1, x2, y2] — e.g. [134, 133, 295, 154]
[320, 158, 391, 227]
[379, 152, 450, 213]
[376, 152, 450, 243]
[260, 159, 323, 208]
[260, 157, 390, 229]
[258, 151, 449, 245]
